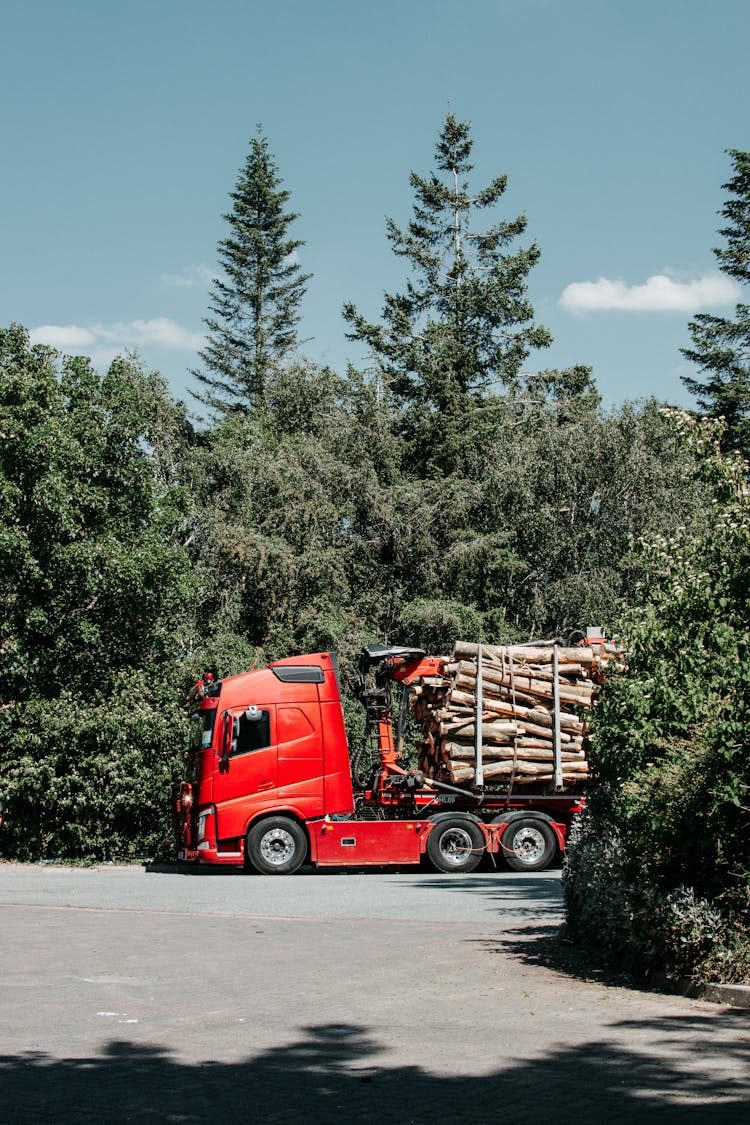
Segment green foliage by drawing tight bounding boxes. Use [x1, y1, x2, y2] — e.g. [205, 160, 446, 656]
[186, 361, 372, 659]
[0, 674, 187, 862]
[179, 632, 266, 693]
[397, 598, 487, 655]
[565, 414, 750, 983]
[714, 148, 750, 284]
[563, 801, 750, 985]
[504, 397, 716, 636]
[682, 149, 750, 456]
[337, 115, 713, 644]
[682, 306, 750, 456]
[0, 326, 194, 702]
[0, 326, 194, 859]
[193, 128, 311, 416]
[343, 114, 551, 470]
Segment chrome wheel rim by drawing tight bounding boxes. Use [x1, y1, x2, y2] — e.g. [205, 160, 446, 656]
[510, 826, 546, 864]
[439, 827, 474, 868]
[259, 828, 296, 866]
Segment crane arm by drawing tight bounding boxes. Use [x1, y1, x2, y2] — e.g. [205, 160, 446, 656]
[349, 645, 444, 788]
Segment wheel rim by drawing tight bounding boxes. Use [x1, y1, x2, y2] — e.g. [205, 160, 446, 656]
[259, 827, 296, 866]
[439, 827, 475, 868]
[509, 825, 546, 865]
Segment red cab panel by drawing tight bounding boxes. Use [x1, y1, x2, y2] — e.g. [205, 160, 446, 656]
[277, 703, 324, 801]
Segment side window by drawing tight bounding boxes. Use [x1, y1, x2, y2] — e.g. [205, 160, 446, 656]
[233, 710, 271, 755]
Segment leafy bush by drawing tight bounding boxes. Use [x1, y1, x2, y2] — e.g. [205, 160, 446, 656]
[0, 674, 188, 861]
[565, 414, 750, 984]
[564, 799, 750, 985]
[397, 598, 486, 655]
[0, 328, 194, 861]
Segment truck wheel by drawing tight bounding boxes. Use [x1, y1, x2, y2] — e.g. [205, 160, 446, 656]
[246, 817, 307, 875]
[426, 818, 484, 874]
[499, 817, 557, 872]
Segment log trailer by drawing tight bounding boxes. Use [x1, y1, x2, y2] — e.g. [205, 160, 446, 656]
[174, 644, 588, 875]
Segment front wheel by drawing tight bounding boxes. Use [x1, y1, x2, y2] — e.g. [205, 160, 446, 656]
[426, 818, 484, 874]
[499, 817, 557, 872]
[246, 817, 307, 875]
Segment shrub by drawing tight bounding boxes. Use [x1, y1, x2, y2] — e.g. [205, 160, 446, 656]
[0, 674, 188, 862]
[565, 414, 750, 985]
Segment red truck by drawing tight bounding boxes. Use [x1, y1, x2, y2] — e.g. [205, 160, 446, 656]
[174, 644, 586, 875]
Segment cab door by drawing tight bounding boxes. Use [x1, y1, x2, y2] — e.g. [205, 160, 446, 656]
[212, 706, 278, 842]
[276, 702, 324, 816]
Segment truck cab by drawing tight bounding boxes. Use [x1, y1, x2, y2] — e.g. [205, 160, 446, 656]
[177, 652, 352, 865]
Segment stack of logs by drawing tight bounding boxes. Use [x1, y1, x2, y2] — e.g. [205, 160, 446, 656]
[413, 640, 622, 789]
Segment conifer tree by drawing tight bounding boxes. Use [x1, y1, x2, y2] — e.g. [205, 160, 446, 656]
[194, 129, 310, 415]
[681, 149, 750, 456]
[343, 115, 551, 426]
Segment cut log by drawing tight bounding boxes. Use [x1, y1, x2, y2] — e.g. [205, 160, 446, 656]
[439, 721, 520, 740]
[407, 637, 615, 794]
[453, 641, 595, 665]
[452, 673, 593, 707]
[445, 745, 587, 762]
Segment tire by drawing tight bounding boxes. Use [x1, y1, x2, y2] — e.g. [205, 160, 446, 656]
[499, 817, 557, 872]
[426, 817, 484, 874]
[246, 817, 307, 875]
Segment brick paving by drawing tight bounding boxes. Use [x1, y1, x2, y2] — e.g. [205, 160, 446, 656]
[1, 865, 748, 1122]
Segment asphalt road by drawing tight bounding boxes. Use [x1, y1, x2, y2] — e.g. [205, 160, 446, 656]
[1, 863, 749, 1122]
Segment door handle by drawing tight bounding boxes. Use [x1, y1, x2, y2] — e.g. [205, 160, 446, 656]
[257, 780, 274, 791]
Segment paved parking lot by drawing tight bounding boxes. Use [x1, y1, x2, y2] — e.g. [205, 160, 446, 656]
[1, 863, 748, 1122]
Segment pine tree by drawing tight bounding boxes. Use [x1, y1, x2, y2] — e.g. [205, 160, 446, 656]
[193, 129, 311, 415]
[343, 115, 552, 427]
[681, 149, 750, 456]
[714, 149, 750, 284]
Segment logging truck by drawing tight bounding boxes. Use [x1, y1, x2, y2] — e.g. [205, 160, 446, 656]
[173, 638, 616, 874]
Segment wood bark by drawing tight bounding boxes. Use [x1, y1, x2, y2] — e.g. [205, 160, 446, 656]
[407, 638, 622, 795]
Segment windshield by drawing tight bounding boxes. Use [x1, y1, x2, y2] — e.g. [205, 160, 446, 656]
[189, 709, 217, 754]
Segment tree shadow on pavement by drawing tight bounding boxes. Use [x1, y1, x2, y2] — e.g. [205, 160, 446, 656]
[408, 879, 639, 991]
[403, 873, 564, 916]
[477, 921, 637, 988]
[2, 1018, 748, 1124]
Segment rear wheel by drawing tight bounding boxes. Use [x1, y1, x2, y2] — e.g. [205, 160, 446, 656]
[246, 817, 307, 875]
[426, 818, 484, 874]
[499, 817, 557, 872]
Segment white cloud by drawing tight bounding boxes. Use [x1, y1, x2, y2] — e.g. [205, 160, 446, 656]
[88, 346, 124, 368]
[29, 318, 205, 357]
[92, 318, 205, 350]
[560, 272, 740, 313]
[160, 264, 215, 288]
[30, 324, 97, 348]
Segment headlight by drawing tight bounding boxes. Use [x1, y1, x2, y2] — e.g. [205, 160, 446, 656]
[196, 808, 213, 842]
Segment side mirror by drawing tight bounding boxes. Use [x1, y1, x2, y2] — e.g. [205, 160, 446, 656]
[219, 712, 237, 770]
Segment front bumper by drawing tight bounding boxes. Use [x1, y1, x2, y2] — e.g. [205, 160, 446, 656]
[178, 841, 245, 865]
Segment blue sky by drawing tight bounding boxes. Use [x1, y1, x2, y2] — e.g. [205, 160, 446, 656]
[3, 0, 748, 411]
